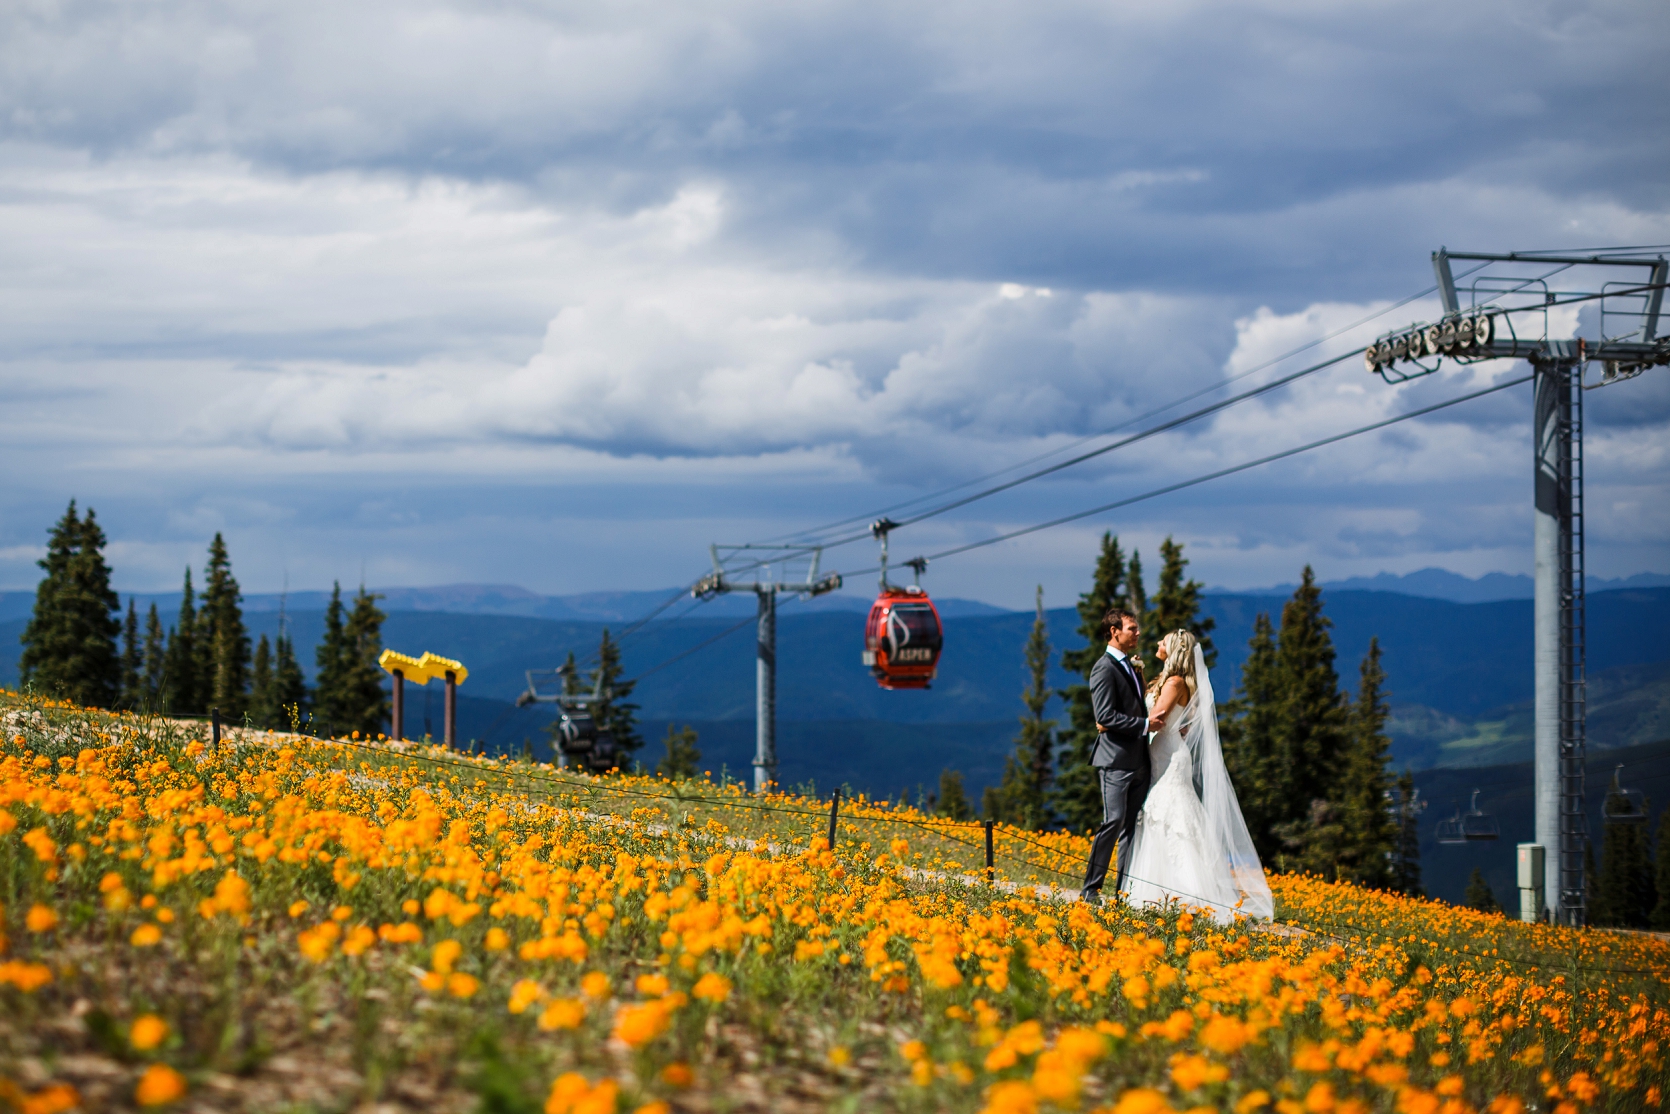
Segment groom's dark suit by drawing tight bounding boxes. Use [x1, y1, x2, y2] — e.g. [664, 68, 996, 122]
[1080, 647, 1150, 901]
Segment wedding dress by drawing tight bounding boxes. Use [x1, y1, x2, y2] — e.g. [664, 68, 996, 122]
[1120, 644, 1273, 923]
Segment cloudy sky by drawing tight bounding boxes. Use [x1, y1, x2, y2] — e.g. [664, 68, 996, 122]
[2, 0, 1667, 609]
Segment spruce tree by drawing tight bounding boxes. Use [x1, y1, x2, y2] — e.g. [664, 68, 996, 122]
[1651, 811, 1670, 931]
[1392, 771, 1424, 896]
[199, 534, 251, 719]
[18, 502, 123, 707]
[120, 598, 143, 709]
[335, 588, 390, 737]
[163, 569, 201, 714]
[1585, 843, 1605, 927]
[991, 587, 1057, 829]
[936, 769, 974, 821]
[1147, 537, 1217, 668]
[1594, 798, 1656, 929]
[1127, 549, 1151, 661]
[273, 631, 310, 728]
[1333, 639, 1398, 889]
[141, 603, 166, 708]
[578, 630, 641, 767]
[313, 583, 348, 733]
[1267, 567, 1350, 871]
[1464, 868, 1502, 914]
[657, 725, 701, 780]
[1276, 567, 1348, 806]
[1220, 612, 1283, 859]
[1054, 533, 1127, 832]
[249, 634, 276, 728]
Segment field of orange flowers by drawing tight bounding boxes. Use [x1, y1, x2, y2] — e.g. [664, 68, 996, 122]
[1, 689, 1665, 1114]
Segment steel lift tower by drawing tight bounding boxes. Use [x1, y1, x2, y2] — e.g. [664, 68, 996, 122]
[1365, 248, 1669, 925]
[693, 546, 841, 792]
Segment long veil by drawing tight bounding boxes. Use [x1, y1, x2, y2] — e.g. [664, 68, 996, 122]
[1172, 643, 1274, 919]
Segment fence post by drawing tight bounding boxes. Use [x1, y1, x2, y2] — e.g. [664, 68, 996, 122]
[985, 820, 994, 884]
[827, 787, 841, 850]
[211, 707, 220, 756]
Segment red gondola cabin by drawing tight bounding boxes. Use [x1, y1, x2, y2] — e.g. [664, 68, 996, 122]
[863, 586, 943, 689]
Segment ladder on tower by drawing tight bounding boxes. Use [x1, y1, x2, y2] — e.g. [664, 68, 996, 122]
[1557, 363, 1587, 923]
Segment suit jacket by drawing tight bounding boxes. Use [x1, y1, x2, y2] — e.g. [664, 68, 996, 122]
[1089, 650, 1149, 771]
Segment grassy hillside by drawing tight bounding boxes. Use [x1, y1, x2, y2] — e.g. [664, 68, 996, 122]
[2, 691, 1664, 1113]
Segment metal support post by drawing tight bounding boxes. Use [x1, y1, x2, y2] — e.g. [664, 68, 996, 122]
[1533, 359, 1587, 925]
[391, 670, 404, 741]
[827, 787, 841, 850]
[211, 707, 220, 755]
[444, 670, 458, 749]
[754, 588, 777, 793]
[985, 820, 995, 883]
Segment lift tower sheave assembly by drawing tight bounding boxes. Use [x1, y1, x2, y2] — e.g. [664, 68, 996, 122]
[693, 546, 842, 792]
[1366, 247, 1669, 925]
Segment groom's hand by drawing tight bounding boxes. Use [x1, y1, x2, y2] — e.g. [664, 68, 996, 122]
[1147, 711, 1166, 733]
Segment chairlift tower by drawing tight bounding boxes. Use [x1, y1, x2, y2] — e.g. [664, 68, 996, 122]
[1365, 247, 1669, 925]
[693, 546, 841, 792]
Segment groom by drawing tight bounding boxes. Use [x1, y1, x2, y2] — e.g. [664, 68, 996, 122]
[1079, 608, 1163, 904]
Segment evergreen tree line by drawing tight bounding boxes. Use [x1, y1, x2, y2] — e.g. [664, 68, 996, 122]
[959, 532, 1415, 896]
[19, 501, 387, 737]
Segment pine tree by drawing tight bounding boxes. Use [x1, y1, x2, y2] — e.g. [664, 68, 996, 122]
[936, 769, 974, 821]
[588, 629, 641, 766]
[198, 534, 251, 719]
[1147, 537, 1217, 668]
[1127, 549, 1151, 661]
[1054, 533, 1127, 832]
[1594, 797, 1656, 929]
[120, 598, 143, 709]
[163, 568, 201, 714]
[313, 583, 348, 734]
[1651, 811, 1670, 931]
[1333, 639, 1398, 889]
[1585, 843, 1605, 927]
[1221, 612, 1283, 858]
[335, 588, 390, 737]
[273, 631, 310, 728]
[1464, 868, 1502, 914]
[18, 502, 123, 707]
[249, 634, 276, 728]
[657, 725, 701, 780]
[141, 603, 166, 708]
[990, 587, 1057, 829]
[1392, 771, 1424, 896]
[1267, 567, 1350, 872]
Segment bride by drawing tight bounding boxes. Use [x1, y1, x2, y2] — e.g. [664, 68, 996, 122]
[1120, 630, 1273, 923]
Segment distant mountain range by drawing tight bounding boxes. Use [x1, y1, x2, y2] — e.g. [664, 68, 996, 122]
[1214, 568, 1670, 603]
[4, 585, 1666, 765]
[2, 568, 1667, 624]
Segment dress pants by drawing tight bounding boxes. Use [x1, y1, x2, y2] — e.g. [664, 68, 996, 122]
[1080, 766, 1150, 899]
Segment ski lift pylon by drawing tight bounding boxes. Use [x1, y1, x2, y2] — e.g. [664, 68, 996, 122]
[1435, 789, 1499, 844]
[863, 518, 943, 690]
[1603, 764, 1649, 824]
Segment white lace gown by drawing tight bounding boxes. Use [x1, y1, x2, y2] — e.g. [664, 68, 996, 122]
[1120, 649, 1274, 924]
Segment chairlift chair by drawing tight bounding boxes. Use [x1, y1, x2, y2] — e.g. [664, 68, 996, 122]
[1602, 764, 1649, 824]
[516, 663, 620, 772]
[1435, 789, 1499, 844]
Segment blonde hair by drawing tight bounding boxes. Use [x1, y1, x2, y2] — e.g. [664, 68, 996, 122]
[1146, 629, 1199, 700]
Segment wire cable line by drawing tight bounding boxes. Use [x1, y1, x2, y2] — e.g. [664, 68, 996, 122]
[760, 270, 1490, 548]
